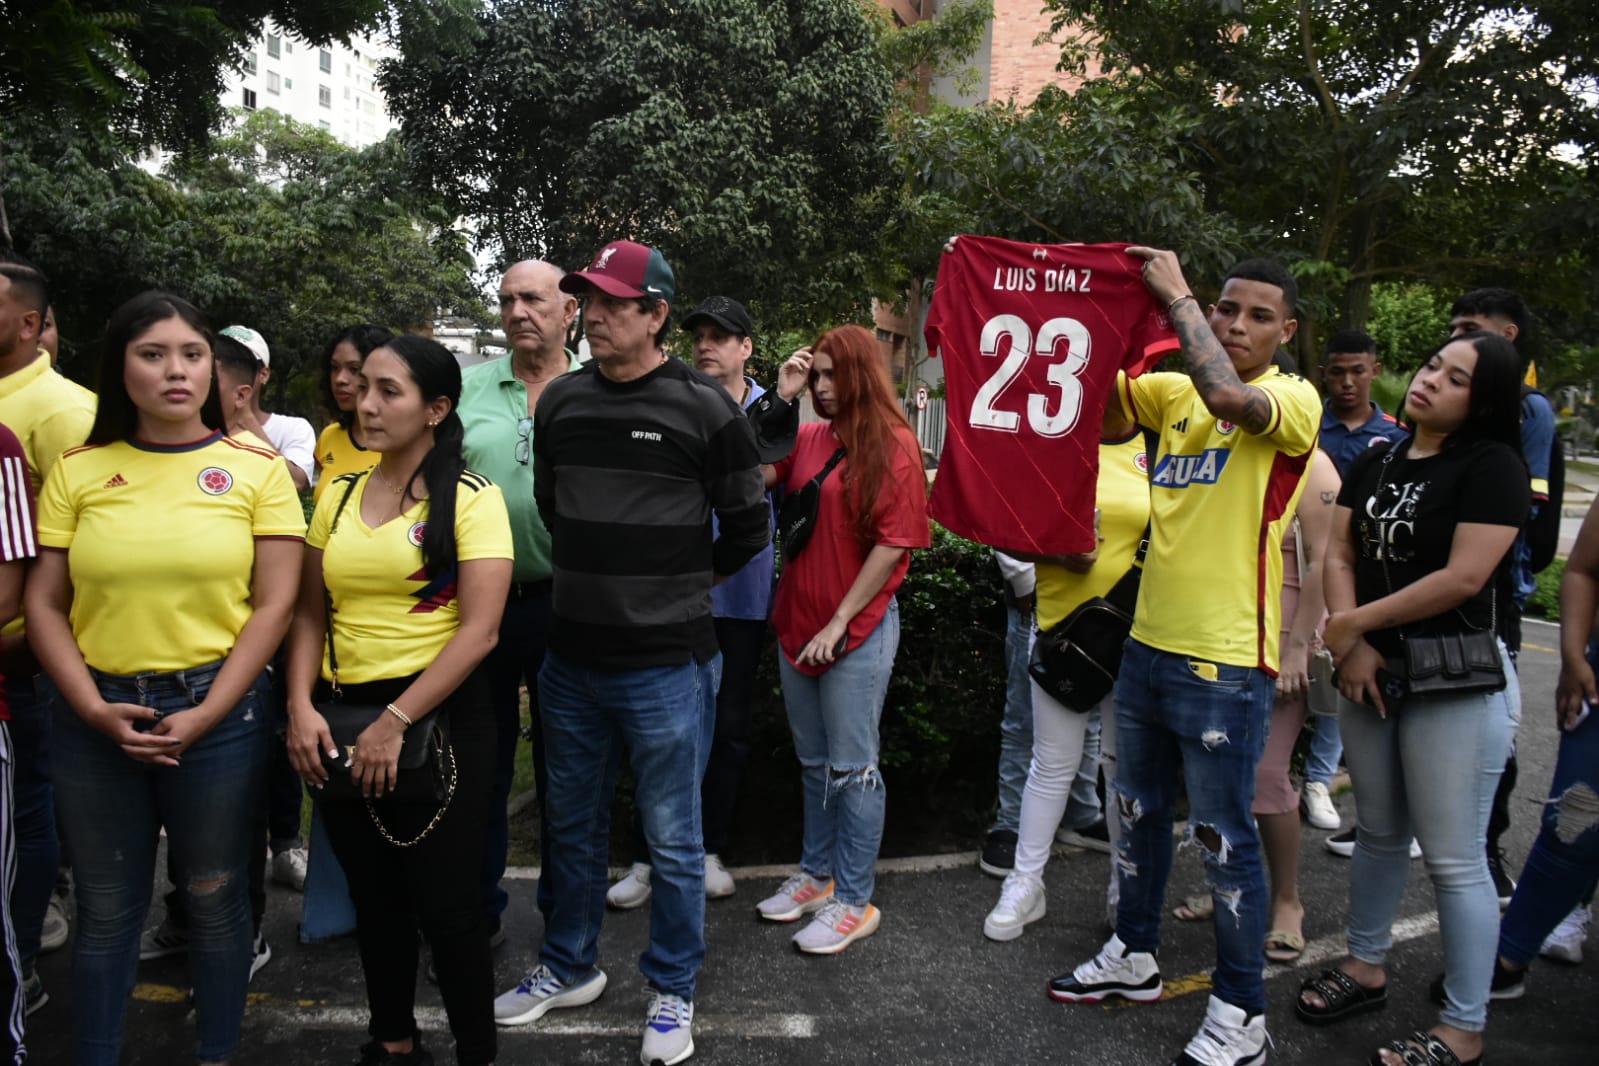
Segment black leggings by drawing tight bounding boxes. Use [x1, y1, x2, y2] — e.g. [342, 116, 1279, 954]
[319, 670, 498, 1066]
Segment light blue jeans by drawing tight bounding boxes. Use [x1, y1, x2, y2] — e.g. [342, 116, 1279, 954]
[779, 601, 899, 907]
[1342, 644, 1519, 1032]
[1304, 712, 1343, 786]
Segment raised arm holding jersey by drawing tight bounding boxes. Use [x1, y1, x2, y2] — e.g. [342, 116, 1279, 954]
[1048, 252, 1319, 1066]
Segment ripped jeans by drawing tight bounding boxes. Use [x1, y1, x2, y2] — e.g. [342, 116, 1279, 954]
[1111, 639, 1274, 1014]
[1498, 644, 1599, 968]
[51, 659, 270, 1065]
[779, 600, 899, 907]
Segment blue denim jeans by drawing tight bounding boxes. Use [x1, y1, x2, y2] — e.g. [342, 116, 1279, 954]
[992, 602, 1033, 834]
[1499, 645, 1599, 968]
[5, 676, 57, 974]
[537, 650, 719, 1000]
[1111, 639, 1275, 1014]
[1303, 711, 1343, 786]
[51, 661, 270, 1065]
[778, 601, 899, 907]
[1342, 644, 1518, 1032]
[298, 806, 357, 943]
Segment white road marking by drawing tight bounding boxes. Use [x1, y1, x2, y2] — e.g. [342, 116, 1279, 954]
[255, 1004, 816, 1038]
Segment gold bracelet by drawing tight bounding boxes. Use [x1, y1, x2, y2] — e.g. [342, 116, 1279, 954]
[385, 703, 413, 728]
[1168, 293, 1197, 311]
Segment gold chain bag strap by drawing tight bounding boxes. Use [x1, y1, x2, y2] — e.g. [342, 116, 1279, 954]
[318, 474, 458, 848]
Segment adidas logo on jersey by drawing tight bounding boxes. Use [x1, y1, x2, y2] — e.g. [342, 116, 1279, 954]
[1170, 418, 1189, 433]
[1151, 449, 1230, 488]
[103, 473, 127, 488]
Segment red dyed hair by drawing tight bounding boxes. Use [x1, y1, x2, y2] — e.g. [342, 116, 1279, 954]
[811, 325, 926, 544]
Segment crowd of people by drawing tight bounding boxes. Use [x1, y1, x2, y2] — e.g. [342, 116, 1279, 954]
[0, 232, 1592, 1066]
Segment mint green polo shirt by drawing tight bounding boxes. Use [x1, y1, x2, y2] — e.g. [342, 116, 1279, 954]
[459, 351, 582, 582]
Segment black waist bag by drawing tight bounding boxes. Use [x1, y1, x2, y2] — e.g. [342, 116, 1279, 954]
[1028, 566, 1140, 712]
[777, 447, 845, 559]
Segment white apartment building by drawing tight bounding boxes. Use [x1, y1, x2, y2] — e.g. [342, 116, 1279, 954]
[223, 20, 396, 147]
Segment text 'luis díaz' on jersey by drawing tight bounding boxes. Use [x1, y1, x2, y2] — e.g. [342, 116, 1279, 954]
[924, 236, 1181, 556]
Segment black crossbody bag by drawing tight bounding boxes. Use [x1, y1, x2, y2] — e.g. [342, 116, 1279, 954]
[1027, 430, 1157, 712]
[776, 447, 846, 559]
[315, 475, 457, 846]
[1367, 443, 1507, 703]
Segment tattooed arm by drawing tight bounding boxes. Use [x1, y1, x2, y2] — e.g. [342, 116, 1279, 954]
[1127, 246, 1275, 434]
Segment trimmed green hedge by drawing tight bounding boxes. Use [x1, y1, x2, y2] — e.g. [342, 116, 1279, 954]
[728, 523, 1010, 858]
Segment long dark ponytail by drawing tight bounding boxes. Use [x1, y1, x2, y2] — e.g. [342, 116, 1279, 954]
[380, 335, 466, 577]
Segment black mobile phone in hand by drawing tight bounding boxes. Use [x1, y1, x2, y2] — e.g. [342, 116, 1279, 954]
[832, 634, 849, 658]
[1375, 667, 1407, 705]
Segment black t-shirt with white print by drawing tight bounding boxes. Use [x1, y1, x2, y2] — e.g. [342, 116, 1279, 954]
[1338, 436, 1528, 658]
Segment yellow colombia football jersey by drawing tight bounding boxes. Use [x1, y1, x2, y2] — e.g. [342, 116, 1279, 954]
[313, 422, 373, 503]
[309, 469, 512, 684]
[1036, 431, 1151, 632]
[1116, 367, 1320, 673]
[36, 431, 306, 674]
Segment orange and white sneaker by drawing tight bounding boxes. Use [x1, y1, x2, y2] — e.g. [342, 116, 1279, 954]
[755, 872, 834, 922]
[792, 900, 880, 955]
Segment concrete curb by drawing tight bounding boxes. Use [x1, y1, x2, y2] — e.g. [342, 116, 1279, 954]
[502, 826, 1192, 883]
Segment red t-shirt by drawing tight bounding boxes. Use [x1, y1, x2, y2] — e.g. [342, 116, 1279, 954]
[0, 423, 39, 720]
[772, 422, 930, 675]
[925, 236, 1179, 555]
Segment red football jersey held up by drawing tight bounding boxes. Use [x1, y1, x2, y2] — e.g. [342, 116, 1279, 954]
[925, 236, 1178, 555]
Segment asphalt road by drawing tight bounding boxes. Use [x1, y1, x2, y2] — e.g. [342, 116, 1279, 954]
[27, 619, 1598, 1065]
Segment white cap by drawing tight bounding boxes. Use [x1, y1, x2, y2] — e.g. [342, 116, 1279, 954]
[220, 325, 270, 368]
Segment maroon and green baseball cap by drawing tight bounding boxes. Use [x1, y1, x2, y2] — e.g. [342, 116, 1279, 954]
[560, 241, 676, 303]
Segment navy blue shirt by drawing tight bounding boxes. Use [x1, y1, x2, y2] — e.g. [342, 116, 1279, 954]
[1320, 400, 1407, 477]
[711, 377, 776, 621]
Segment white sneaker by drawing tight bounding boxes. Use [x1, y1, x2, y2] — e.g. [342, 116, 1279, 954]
[1301, 782, 1341, 830]
[704, 854, 735, 899]
[1047, 932, 1162, 1003]
[755, 872, 834, 922]
[249, 933, 271, 982]
[40, 894, 69, 953]
[1541, 904, 1590, 964]
[982, 872, 1045, 942]
[639, 989, 694, 1066]
[494, 964, 608, 1026]
[271, 846, 309, 892]
[791, 899, 880, 955]
[607, 863, 653, 910]
[1171, 994, 1267, 1066]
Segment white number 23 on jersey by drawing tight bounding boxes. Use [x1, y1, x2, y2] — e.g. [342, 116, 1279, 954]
[969, 314, 1090, 438]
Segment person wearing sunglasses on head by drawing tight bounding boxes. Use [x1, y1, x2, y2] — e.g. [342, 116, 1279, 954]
[458, 260, 582, 954]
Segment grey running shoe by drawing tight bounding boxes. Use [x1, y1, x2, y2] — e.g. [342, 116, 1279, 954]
[639, 989, 694, 1065]
[494, 964, 607, 1026]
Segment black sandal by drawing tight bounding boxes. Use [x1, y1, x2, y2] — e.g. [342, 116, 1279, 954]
[1369, 1030, 1482, 1066]
[1294, 966, 1388, 1026]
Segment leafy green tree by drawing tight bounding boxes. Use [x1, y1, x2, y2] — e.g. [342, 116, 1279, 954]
[1366, 282, 1451, 372]
[2, 111, 484, 416]
[1031, 0, 1599, 373]
[0, 0, 417, 246]
[381, 0, 901, 332]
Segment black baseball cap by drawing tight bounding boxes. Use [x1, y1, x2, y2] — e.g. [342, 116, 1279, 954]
[680, 296, 753, 338]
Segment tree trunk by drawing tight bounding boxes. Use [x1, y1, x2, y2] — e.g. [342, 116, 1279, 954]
[0, 137, 12, 249]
